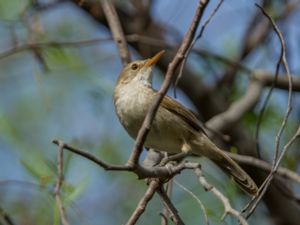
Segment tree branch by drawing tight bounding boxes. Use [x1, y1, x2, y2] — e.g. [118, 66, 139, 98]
[54, 140, 71, 225]
[244, 4, 294, 218]
[100, 0, 131, 65]
[206, 76, 264, 132]
[194, 167, 248, 225]
[156, 187, 185, 225]
[125, 180, 161, 225]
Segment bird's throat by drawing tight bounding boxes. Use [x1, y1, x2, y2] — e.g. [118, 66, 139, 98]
[136, 67, 153, 87]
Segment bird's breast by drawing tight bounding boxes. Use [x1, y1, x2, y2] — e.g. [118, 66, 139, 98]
[113, 82, 152, 138]
[113, 81, 194, 154]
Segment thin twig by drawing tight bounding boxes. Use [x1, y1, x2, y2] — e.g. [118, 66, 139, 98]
[160, 180, 173, 225]
[0, 38, 112, 60]
[1, 36, 300, 92]
[245, 125, 300, 218]
[52, 140, 199, 179]
[2, 36, 300, 93]
[100, 0, 131, 65]
[127, 0, 210, 167]
[254, 3, 292, 158]
[174, 0, 224, 97]
[156, 187, 185, 225]
[174, 180, 209, 225]
[54, 140, 71, 225]
[160, 212, 169, 225]
[125, 180, 161, 225]
[244, 4, 294, 218]
[0, 34, 251, 76]
[52, 139, 132, 171]
[194, 168, 248, 225]
[52, 139, 204, 224]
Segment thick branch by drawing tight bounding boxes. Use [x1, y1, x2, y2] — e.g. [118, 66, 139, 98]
[259, 72, 300, 91]
[206, 77, 263, 132]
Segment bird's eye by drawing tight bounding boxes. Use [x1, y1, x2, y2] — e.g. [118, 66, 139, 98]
[131, 63, 138, 70]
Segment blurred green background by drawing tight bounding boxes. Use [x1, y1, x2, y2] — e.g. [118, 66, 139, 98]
[0, 0, 299, 225]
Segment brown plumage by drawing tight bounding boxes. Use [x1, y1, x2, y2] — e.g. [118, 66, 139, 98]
[113, 51, 258, 195]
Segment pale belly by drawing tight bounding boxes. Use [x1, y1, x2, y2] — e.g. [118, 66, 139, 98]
[114, 84, 192, 154]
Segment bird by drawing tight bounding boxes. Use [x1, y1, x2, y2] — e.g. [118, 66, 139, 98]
[113, 50, 258, 195]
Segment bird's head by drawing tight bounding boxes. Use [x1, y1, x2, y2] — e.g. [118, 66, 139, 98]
[116, 50, 165, 87]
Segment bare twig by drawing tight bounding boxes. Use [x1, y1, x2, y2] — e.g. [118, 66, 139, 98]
[126, 180, 161, 225]
[54, 140, 71, 225]
[52, 139, 132, 171]
[245, 125, 300, 218]
[0, 38, 113, 60]
[244, 4, 294, 218]
[52, 140, 199, 179]
[174, 0, 224, 97]
[3, 36, 300, 92]
[160, 180, 173, 225]
[194, 168, 248, 225]
[52, 139, 204, 224]
[157, 187, 185, 225]
[216, 0, 298, 88]
[127, 0, 210, 167]
[174, 180, 209, 225]
[267, 16, 293, 166]
[160, 212, 168, 225]
[254, 3, 293, 158]
[100, 0, 131, 65]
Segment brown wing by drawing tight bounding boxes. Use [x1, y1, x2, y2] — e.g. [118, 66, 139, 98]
[162, 96, 207, 135]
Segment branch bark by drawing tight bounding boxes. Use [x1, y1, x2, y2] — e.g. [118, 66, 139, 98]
[100, 0, 131, 65]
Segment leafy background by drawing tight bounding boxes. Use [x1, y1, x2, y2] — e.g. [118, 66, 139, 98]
[0, 0, 299, 224]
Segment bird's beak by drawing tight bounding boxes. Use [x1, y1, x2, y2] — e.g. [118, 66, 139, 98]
[144, 50, 165, 68]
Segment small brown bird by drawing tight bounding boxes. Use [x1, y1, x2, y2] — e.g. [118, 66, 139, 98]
[113, 51, 258, 195]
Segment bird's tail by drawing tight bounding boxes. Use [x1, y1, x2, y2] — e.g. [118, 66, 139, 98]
[192, 136, 258, 195]
[211, 149, 258, 195]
